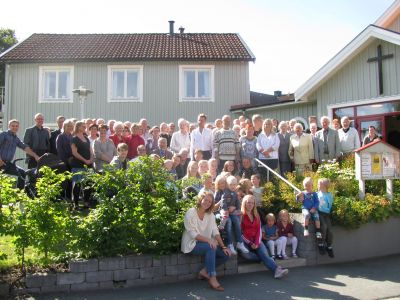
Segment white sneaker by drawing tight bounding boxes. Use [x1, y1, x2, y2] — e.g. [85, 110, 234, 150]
[274, 267, 289, 279]
[228, 244, 237, 255]
[236, 242, 249, 254]
[316, 232, 322, 239]
[304, 229, 309, 236]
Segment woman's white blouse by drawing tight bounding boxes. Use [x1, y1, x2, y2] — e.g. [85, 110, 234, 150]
[181, 207, 220, 253]
[256, 132, 280, 159]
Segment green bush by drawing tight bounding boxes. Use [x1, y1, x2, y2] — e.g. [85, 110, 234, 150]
[74, 157, 193, 258]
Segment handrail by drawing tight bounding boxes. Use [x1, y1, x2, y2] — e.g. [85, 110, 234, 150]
[255, 158, 301, 193]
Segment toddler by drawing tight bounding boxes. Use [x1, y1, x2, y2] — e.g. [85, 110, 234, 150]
[208, 158, 218, 180]
[215, 175, 248, 255]
[296, 177, 322, 238]
[198, 160, 209, 176]
[318, 178, 334, 257]
[238, 157, 256, 179]
[262, 213, 280, 259]
[199, 173, 214, 194]
[194, 149, 203, 162]
[276, 209, 298, 259]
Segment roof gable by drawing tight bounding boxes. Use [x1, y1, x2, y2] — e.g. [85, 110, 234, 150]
[375, 0, 400, 29]
[355, 139, 400, 153]
[295, 25, 400, 101]
[0, 33, 256, 63]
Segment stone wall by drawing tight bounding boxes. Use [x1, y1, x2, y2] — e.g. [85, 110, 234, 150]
[291, 214, 400, 265]
[14, 253, 237, 295]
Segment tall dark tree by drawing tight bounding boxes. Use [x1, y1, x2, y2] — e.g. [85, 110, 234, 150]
[0, 29, 18, 86]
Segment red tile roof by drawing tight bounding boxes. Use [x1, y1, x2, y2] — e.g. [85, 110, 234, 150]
[0, 33, 255, 63]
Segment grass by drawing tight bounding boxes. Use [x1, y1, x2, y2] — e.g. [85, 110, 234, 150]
[0, 235, 44, 271]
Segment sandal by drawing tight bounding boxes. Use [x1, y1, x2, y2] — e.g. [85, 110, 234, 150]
[197, 271, 210, 280]
[208, 279, 224, 291]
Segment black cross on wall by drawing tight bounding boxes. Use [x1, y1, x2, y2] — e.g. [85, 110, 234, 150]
[367, 44, 394, 95]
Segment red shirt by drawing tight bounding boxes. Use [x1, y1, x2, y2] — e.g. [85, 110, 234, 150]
[241, 213, 261, 247]
[126, 134, 145, 159]
[277, 221, 294, 237]
[109, 134, 126, 148]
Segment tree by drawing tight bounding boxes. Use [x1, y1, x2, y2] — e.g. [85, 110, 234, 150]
[0, 28, 18, 86]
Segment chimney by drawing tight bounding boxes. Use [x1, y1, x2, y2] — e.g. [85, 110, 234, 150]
[179, 26, 185, 34]
[169, 20, 175, 34]
[274, 90, 282, 97]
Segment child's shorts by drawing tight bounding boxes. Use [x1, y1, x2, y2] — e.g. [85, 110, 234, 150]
[302, 208, 319, 221]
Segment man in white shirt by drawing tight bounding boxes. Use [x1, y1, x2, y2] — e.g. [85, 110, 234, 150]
[170, 118, 191, 154]
[190, 113, 213, 160]
[139, 118, 151, 146]
[338, 116, 360, 155]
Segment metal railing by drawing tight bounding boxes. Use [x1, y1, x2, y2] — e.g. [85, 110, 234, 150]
[255, 158, 301, 193]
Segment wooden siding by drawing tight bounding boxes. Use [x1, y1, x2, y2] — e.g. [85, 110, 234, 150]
[233, 101, 317, 128]
[3, 61, 250, 133]
[309, 39, 400, 117]
[387, 15, 400, 33]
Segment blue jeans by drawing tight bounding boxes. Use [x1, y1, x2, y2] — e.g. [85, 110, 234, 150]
[190, 242, 230, 277]
[240, 242, 277, 273]
[225, 214, 243, 245]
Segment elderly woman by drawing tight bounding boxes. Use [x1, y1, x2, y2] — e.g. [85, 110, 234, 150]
[70, 121, 94, 209]
[170, 118, 191, 154]
[181, 191, 231, 291]
[277, 121, 293, 177]
[146, 126, 160, 154]
[256, 119, 280, 181]
[240, 195, 289, 279]
[109, 121, 125, 148]
[289, 123, 314, 174]
[93, 124, 117, 172]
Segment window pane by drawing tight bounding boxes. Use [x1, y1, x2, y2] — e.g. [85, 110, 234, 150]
[127, 71, 138, 98]
[333, 107, 355, 127]
[112, 71, 125, 98]
[58, 71, 70, 98]
[198, 71, 210, 97]
[357, 101, 400, 116]
[44, 72, 56, 98]
[184, 70, 196, 97]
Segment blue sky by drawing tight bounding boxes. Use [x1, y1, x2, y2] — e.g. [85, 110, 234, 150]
[1, 0, 395, 94]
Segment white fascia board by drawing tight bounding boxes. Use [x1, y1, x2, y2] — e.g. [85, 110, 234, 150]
[295, 26, 400, 102]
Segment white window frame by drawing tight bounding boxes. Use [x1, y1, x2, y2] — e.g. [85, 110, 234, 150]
[38, 66, 74, 103]
[179, 65, 214, 102]
[107, 65, 143, 102]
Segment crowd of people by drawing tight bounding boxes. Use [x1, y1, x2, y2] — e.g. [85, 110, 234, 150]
[0, 111, 371, 291]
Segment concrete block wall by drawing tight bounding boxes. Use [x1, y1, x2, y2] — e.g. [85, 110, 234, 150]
[13, 253, 238, 295]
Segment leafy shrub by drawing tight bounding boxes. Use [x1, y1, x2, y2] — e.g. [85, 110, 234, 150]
[75, 157, 194, 258]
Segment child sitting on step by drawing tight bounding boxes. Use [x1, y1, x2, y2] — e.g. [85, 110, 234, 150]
[262, 213, 280, 259]
[276, 209, 298, 259]
[296, 177, 322, 238]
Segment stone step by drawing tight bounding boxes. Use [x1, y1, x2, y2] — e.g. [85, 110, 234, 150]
[238, 257, 307, 274]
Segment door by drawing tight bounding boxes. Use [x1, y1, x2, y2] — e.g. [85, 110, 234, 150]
[356, 116, 384, 145]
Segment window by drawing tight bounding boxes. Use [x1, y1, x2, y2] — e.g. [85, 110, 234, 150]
[179, 65, 214, 102]
[39, 66, 74, 102]
[107, 65, 143, 102]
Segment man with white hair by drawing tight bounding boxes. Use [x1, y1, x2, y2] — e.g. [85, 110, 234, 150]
[289, 123, 314, 174]
[213, 115, 240, 172]
[139, 118, 151, 145]
[170, 118, 190, 154]
[23, 113, 50, 168]
[338, 116, 360, 155]
[316, 116, 341, 161]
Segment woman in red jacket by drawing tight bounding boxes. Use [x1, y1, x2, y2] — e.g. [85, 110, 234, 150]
[240, 195, 289, 279]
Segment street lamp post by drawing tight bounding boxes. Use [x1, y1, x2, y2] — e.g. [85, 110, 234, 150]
[72, 86, 93, 120]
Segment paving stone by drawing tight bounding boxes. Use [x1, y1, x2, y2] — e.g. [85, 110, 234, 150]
[25, 273, 44, 288]
[177, 273, 196, 281]
[165, 265, 178, 276]
[98, 281, 114, 289]
[57, 272, 85, 285]
[99, 257, 125, 271]
[69, 259, 98, 273]
[177, 253, 192, 264]
[0, 282, 9, 297]
[177, 264, 190, 275]
[114, 269, 140, 281]
[86, 271, 113, 283]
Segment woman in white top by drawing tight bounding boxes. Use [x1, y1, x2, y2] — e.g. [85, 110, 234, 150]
[256, 119, 280, 181]
[181, 191, 231, 291]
